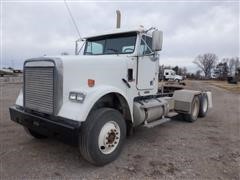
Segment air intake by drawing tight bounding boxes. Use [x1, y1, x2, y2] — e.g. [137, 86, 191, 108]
[23, 59, 62, 115]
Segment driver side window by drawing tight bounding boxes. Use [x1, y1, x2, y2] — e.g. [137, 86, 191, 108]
[139, 35, 152, 55]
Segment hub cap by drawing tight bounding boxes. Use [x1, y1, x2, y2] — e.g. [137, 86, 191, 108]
[98, 121, 120, 154]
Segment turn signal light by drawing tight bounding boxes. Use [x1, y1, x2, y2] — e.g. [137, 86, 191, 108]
[88, 79, 95, 87]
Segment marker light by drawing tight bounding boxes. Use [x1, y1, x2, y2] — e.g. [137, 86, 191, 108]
[88, 79, 95, 87]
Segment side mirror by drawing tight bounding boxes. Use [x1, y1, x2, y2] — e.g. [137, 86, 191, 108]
[152, 30, 163, 51]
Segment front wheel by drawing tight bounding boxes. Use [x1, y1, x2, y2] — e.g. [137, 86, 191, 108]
[79, 108, 126, 166]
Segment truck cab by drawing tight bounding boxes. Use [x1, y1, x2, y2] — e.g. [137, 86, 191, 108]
[164, 69, 183, 82]
[9, 27, 212, 166]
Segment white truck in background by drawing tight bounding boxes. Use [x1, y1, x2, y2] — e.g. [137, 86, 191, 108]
[9, 27, 212, 166]
[164, 69, 183, 82]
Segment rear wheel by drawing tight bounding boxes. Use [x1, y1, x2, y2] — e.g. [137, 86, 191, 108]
[183, 96, 200, 122]
[79, 108, 126, 166]
[198, 93, 208, 117]
[24, 128, 48, 139]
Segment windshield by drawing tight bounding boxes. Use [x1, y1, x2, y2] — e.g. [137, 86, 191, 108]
[84, 32, 137, 55]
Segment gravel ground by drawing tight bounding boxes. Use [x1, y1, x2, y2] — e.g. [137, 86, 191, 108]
[0, 80, 239, 179]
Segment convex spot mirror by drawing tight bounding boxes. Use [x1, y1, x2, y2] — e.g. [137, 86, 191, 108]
[152, 30, 163, 51]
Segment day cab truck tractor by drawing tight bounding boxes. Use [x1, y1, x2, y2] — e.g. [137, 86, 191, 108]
[9, 27, 213, 166]
[163, 69, 183, 82]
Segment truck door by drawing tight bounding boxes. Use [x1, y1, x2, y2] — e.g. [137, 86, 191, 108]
[137, 35, 158, 90]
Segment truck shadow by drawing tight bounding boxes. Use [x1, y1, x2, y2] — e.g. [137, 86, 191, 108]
[170, 114, 189, 123]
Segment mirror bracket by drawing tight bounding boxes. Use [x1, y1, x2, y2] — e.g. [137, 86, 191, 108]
[150, 52, 159, 61]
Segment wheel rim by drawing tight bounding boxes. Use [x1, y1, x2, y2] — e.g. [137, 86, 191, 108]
[98, 121, 120, 154]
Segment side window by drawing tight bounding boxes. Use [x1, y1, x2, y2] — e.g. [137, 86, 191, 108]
[140, 35, 152, 55]
[86, 40, 104, 55]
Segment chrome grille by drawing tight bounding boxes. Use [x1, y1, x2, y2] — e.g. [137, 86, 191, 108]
[24, 67, 55, 114]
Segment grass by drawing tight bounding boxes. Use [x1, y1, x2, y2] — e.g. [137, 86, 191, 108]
[201, 80, 240, 93]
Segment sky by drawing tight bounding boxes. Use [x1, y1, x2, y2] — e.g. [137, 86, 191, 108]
[1, 0, 239, 72]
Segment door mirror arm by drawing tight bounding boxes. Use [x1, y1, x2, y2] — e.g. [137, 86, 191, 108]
[150, 52, 159, 61]
[136, 52, 158, 61]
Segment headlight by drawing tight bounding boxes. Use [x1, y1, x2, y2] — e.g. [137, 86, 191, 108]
[69, 92, 86, 103]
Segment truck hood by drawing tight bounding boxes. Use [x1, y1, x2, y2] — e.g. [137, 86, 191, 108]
[50, 55, 128, 97]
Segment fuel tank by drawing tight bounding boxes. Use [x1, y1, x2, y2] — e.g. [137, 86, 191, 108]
[133, 97, 171, 126]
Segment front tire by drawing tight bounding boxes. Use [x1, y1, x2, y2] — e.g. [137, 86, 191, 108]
[79, 108, 126, 166]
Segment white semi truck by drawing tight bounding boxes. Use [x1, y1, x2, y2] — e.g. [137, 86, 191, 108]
[164, 69, 183, 82]
[9, 27, 212, 166]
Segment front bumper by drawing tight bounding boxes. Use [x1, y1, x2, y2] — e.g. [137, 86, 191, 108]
[9, 106, 81, 137]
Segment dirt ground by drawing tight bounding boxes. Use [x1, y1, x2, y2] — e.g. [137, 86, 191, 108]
[0, 80, 239, 179]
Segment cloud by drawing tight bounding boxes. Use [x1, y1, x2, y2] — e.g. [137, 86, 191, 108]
[2, 1, 239, 72]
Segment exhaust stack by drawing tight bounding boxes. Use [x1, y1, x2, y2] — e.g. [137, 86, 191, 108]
[116, 10, 121, 29]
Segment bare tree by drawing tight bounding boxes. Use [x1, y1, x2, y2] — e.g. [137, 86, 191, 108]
[233, 57, 240, 74]
[172, 66, 179, 74]
[195, 70, 202, 79]
[182, 67, 187, 75]
[216, 62, 228, 80]
[222, 57, 239, 76]
[193, 53, 218, 78]
[228, 58, 235, 76]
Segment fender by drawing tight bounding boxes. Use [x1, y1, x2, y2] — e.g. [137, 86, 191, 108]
[58, 85, 132, 122]
[15, 85, 132, 123]
[16, 88, 23, 106]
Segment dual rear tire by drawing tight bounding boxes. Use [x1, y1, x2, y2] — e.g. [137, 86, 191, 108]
[183, 94, 208, 122]
[198, 93, 209, 118]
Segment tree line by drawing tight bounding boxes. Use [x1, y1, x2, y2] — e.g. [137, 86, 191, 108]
[193, 53, 239, 80]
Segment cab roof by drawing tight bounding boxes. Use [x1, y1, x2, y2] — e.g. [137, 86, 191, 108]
[83, 27, 149, 39]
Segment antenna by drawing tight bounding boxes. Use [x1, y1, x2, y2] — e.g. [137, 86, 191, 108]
[64, 0, 82, 40]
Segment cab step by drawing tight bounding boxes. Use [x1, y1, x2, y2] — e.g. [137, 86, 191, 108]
[166, 112, 178, 118]
[144, 117, 171, 128]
